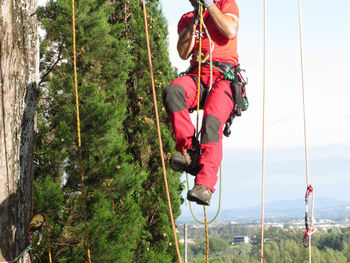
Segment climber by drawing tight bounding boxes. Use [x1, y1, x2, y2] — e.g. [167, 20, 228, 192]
[163, 0, 240, 206]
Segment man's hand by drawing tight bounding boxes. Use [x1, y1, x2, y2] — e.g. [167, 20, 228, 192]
[191, 2, 200, 25]
[200, 0, 214, 8]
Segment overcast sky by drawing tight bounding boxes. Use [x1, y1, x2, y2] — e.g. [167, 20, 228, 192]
[37, 0, 350, 214]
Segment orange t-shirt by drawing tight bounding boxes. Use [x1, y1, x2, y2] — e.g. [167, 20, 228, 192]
[178, 0, 239, 67]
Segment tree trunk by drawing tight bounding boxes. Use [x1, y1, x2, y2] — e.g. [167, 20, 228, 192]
[0, 0, 39, 262]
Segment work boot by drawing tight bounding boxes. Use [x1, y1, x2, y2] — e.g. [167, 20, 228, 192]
[170, 137, 201, 175]
[187, 184, 212, 206]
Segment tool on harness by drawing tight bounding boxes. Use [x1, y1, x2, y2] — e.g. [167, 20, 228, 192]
[28, 214, 44, 245]
[170, 136, 201, 175]
[211, 62, 248, 137]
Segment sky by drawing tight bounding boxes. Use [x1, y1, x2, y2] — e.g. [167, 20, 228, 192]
[37, 0, 350, 216]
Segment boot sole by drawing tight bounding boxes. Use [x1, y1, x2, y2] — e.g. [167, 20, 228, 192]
[187, 192, 210, 206]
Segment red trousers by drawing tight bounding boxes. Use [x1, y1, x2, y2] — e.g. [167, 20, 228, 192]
[164, 68, 234, 193]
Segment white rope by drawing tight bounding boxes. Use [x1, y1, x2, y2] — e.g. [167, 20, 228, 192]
[0, 245, 31, 263]
[260, 0, 267, 262]
[201, 19, 214, 92]
[297, 0, 314, 262]
[297, 0, 310, 187]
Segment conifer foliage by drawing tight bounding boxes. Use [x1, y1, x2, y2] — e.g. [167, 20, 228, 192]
[34, 0, 182, 262]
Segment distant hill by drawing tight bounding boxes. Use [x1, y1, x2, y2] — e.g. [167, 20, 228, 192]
[177, 197, 350, 223]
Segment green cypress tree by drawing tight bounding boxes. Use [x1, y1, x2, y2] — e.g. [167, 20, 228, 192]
[34, 0, 182, 262]
[120, 1, 182, 261]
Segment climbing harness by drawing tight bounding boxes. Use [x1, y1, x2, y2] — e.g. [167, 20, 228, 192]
[141, 1, 183, 262]
[71, 1, 92, 262]
[209, 62, 249, 137]
[179, 62, 249, 138]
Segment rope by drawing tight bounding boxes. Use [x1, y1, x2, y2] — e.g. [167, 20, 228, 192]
[141, 1, 182, 262]
[43, 214, 53, 263]
[31, 159, 52, 262]
[196, 4, 204, 137]
[204, 206, 209, 263]
[196, 5, 210, 263]
[260, 0, 267, 261]
[297, 0, 310, 187]
[201, 19, 214, 92]
[186, 164, 222, 224]
[71, 1, 92, 262]
[297, 1, 314, 261]
[31, 175, 34, 218]
[0, 245, 31, 263]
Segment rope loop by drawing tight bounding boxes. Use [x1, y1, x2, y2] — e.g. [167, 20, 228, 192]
[186, 164, 223, 224]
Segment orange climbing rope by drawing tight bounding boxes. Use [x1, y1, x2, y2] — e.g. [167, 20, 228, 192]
[141, 1, 183, 263]
[71, 1, 92, 262]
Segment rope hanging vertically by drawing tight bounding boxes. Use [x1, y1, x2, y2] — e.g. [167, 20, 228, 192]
[297, 0, 314, 262]
[204, 206, 209, 263]
[141, 1, 182, 262]
[43, 214, 53, 263]
[260, 0, 267, 261]
[71, 1, 92, 262]
[196, 4, 204, 136]
[195, 5, 210, 263]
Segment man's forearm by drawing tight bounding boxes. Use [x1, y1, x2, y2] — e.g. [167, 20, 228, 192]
[177, 23, 197, 60]
[207, 4, 238, 39]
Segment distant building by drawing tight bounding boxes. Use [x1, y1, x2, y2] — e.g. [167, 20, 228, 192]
[179, 238, 195, 244]
[232, 236, 250, 244]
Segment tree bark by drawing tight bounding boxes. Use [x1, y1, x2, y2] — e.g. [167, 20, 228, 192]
[0, 0, 39, 262]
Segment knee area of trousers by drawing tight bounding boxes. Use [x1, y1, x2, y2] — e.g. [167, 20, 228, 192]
[163, 84, 187, 113]
[201, 114, 221, 144]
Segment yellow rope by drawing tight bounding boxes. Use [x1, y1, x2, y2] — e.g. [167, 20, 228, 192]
[196, 5, 210, 263]
[71, 1, 92, 262]
[204, 206, 209, 263]
[141, 1, 182, 262]
[43, 214, 52, 263]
